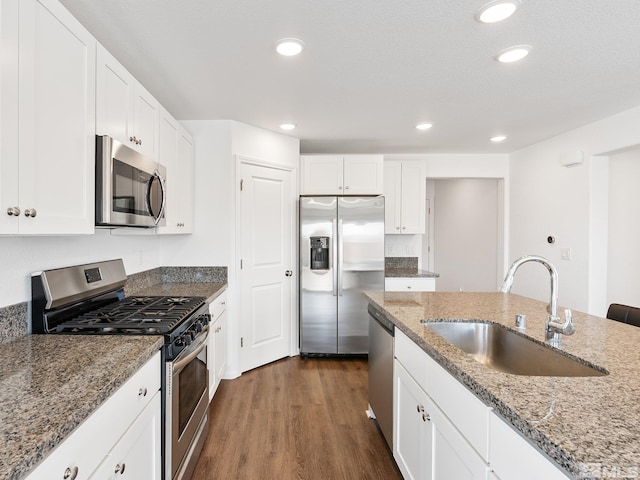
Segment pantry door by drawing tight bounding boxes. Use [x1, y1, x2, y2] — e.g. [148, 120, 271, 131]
[239, 161, 295, 372]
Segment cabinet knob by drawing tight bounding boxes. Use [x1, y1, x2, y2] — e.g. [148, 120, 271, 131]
[115, 463, 126, 474]
[138, 138, 142, 145]
[63, 467, 79, 480]
[24, 208, 37, 218]
[338, 186, 343, 190]
[422, 413, 430, 422]
[416, 404, 424, 413]
[138, 387, 148, 397]
[345, 185, 350, 190]
[396, 226, 400, 230]
[402, 226, 406, 230]
[6, 206, 20, 216]
[130, 136, 135, 142]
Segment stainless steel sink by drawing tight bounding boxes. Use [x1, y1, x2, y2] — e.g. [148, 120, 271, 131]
[421, 321, 607, 377]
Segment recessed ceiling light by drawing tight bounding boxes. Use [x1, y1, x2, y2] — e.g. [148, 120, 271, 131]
[416, 123, 433, 131]
[476, 0, 520, 23]
[490, 135, 507, 142]
[275, 38, 304, 56]
[280, 123, 296, 131]
[495, 45, 531, 63]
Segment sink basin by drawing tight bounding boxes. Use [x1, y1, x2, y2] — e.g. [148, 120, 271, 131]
[421, 321, 607, 377]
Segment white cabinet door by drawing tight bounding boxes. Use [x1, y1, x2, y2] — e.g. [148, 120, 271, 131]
[88, 392, 162, 480]
[400, 161, 426, 234]
[96, 44, 133, 148]
[96, 43, 158, 160]
[430, 392, 489, 480]
[343, 155, 383, 195]
[384, 161, 402, 233]
[214, 309, 227, 388]
[15, 0, 95, 235]
[394, 360, 433, 480]
[132, 82, 159, 160]
[301, 155, 343, 195]
[174, 128, 194, 232]
[384, 161, 426, 235]
[0, 0, 20, 233]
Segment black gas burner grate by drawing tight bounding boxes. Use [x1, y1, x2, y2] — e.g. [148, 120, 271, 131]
[56, 295, 206, 334]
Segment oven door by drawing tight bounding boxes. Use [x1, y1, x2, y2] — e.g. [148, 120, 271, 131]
[167, 329, 210, 480]
[96, 135, 167, 227]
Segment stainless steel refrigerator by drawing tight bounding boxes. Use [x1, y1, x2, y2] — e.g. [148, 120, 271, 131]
[300, 196, 385, 354]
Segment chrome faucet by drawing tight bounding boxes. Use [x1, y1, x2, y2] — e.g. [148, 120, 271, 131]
[500, 255, 575, 344]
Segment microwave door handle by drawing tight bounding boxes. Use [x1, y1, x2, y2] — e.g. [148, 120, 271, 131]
[144, 175, 154, 218]
[156, 173, 167, 225]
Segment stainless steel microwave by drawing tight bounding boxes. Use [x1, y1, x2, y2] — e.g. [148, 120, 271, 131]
[96, 135, 166, 228]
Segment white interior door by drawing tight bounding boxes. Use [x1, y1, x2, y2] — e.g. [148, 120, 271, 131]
[239, 162, 294, 372]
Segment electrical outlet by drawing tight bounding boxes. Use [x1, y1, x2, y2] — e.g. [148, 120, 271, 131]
[561, 248, 572, 261]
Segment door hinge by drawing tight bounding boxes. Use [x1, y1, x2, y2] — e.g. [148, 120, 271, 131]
[240, 337, 244, 348]
[240, 179, 244, 191]
[240, 259, 243, 269]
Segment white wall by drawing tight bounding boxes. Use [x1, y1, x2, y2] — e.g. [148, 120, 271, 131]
[0, 229, 162, 308]
[162, 120, 300, 378]
[607, 149, 640, 309]
[433, 179, 499, 292]
[509, 105, 640, 314]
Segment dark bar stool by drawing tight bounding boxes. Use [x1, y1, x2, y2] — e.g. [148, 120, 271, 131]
[606, 303, 640, 327]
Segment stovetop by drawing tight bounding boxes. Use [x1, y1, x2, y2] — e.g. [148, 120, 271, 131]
[56, 296, 206, 335]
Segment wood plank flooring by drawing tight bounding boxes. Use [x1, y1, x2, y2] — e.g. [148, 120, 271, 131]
[191, 356, 402, 480]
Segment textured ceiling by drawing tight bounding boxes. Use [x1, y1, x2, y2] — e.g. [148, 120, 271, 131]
[59, 0, 640, 154]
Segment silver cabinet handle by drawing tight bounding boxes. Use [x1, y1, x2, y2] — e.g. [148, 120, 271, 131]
[138, 387, 148, 397]
[138, 138, 142, 145]
[24, 208, 37, 218]
[63, 467, 79, 480]
[416, 404, 424, 413]
[115, 463, 126, 474]
[422, 413, 430, 422]
[338, 186, 343, 190]
[345, 185, 350, 190]
[6, 206, 20, 216]
[402, 226, 406, 230]
[396, 226, 400, 230]
[130, 136, 135, 143]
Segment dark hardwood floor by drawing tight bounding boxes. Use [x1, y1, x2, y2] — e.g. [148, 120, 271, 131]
[191, 356, 402, 480]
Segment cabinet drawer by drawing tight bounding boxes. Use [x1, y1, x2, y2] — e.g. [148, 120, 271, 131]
[394, 328, 429, 393]
[489, 412, 570, 480]
[385, 277, 435, 292]
[425, 352, 490, 462]
[209, 290, 227, 321]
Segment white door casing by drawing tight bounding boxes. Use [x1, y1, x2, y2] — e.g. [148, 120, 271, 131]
[239, 161, 294, 372]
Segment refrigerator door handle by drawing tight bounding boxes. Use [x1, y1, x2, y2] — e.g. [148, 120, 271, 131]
[338, 218, 344, 297]
[332, 218, 338, 296]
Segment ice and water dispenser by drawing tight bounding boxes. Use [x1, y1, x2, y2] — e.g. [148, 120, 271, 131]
[310, 236, 330, 270]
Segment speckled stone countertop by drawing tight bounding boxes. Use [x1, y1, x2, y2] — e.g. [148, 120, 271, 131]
[385, 268, 440, 278]
[364, 291, 640, 480]
[0, 335, 163, 480]
[131, 281, 227, 303]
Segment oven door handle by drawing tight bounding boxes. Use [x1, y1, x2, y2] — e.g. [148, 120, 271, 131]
[173, 329, 208, 375]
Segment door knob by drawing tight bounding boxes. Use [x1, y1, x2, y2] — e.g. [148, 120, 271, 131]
[285, 270, 293, 277]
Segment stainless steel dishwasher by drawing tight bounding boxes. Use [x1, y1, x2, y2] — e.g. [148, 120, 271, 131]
[368, 304, 394, 448]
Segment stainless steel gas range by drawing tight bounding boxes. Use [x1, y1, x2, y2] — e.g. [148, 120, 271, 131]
[31, 259, 210, 480]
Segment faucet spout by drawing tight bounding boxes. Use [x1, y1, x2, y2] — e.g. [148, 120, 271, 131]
[500, 255, 574, 343]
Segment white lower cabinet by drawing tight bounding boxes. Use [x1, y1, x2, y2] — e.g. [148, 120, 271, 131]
[393, 328, 572, 480]
[208, 291, 228, 401]
[385, 277, 436, 292]
[394, 360, 488, 480]
[25, 352, 161, 480]
[88, 391, 161, 480]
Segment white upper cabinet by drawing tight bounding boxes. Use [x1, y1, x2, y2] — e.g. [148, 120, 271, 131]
[96, 43, 159, 160]
[157, 107, 194, 234]
[1, 0, 96, 235]
[301, 155, 383, 195]
[384, 160, 426, 234]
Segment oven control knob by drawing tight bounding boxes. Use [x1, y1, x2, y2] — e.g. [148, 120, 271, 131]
[175, 337, 184, 347]
[194, 322, 203, 333]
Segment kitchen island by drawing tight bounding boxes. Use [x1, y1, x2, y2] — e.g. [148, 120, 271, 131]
[365, 290, 640, 479]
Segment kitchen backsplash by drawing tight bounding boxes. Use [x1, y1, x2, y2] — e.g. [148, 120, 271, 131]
[385, 256, 419, 270]
[0, 266, 228, 343]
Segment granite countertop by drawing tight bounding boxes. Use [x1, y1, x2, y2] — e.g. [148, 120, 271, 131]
[385, 268, 439, 278]
[0, 335, 163, 480]
[131, 282, 227, 303]
[364, 291, 640, 479]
